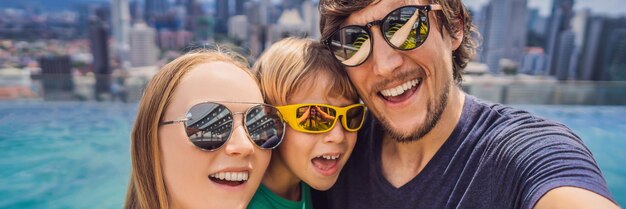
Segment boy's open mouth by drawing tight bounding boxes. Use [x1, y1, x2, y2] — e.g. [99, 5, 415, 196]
[311, 154, 341, 176]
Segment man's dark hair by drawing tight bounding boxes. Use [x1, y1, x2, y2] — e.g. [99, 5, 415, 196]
[319, 0, 480, 84]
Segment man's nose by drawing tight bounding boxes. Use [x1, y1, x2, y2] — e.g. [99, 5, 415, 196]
[369, 27, 404, 77]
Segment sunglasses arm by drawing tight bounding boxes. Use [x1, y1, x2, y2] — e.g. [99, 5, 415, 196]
[159, 118, 189, 126]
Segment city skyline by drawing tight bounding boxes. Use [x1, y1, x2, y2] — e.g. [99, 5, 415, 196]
[465, 0, 626, 16]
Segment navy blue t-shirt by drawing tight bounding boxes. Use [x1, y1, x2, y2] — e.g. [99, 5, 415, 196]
[312, 95, 614, 209]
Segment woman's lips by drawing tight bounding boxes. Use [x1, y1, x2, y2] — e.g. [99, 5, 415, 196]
[208, 170, 249, 187]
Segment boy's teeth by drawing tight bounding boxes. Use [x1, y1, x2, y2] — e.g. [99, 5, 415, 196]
[380, 79, 421, 97]
[320, 154, 340, 160]
[209, 171, 249, 181]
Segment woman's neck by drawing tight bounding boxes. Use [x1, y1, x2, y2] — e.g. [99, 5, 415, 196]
[262, 153, 302, 201]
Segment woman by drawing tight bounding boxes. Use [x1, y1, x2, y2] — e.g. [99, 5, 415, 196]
[124, 49, 285, 209]
[248, 38, 365, 208]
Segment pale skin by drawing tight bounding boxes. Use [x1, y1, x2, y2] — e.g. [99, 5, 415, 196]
[342, 0, 619, 208]
[159, 62, 271, 209]
[262, 73, 358, 201]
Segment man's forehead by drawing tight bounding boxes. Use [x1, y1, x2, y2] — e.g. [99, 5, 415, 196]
[343, 0, 428, 26]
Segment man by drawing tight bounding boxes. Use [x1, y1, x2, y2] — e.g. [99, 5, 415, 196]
[312, 0, 619, 208]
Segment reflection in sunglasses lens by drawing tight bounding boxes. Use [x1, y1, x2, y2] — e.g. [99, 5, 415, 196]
[246, 105, 284, 149]
[185, 103, 233, 151]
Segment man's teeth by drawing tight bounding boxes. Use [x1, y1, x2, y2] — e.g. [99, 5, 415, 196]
[380, 79, 421, 97]
[209, 172, 249, 181]
[320, 154, 340, 160]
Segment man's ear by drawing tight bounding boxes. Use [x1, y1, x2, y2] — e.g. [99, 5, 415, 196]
[451, 19, 464, 51]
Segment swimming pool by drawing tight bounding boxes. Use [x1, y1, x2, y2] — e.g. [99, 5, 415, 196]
[0, 102, 624, 208]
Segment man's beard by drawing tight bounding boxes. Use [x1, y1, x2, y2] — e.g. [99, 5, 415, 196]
[377, 81, 450, 143]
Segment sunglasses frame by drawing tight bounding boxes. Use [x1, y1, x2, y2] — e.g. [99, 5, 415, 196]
[159, 101, 286, 152]
[276, 103, 367, 134]
[323, 4, 443, 67]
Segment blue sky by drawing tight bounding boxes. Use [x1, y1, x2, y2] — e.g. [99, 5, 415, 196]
[463, 0, 626, 17]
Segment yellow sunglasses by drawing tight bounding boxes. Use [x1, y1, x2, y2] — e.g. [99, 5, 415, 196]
[276, 104, 366, 133]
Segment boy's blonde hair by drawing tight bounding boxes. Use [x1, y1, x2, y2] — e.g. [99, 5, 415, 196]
[253, 37, 359, 106]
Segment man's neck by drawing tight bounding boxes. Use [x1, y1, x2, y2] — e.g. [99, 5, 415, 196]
[262, 154, 302, 201]
[381, 87, 465, 188]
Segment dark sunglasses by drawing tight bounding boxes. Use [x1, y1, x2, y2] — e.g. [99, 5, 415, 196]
[276, 104, 366, 133]
[159, 101, 285, 151]
[323, 4, 442, 67]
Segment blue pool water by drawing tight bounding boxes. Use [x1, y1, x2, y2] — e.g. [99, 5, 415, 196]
[0, 102, 624, 208]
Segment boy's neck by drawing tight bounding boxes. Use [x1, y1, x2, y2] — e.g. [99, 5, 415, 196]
[262, 153, 302, 201]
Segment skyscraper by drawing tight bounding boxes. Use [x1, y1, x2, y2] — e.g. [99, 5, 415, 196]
[545, 0, 574, 76]
[39, 55, 73, 100]
[215, 0, 229, 34]
[111, 0, 131, 66]
[130, 23, 159, 67]
[554, 31, 575, 80]
[606, 29, 626, 81]
[579, 16, 626, 80]
[145, 0, 168, 25]
[481, 0, 528, 74]
[89, 9, 112, 99]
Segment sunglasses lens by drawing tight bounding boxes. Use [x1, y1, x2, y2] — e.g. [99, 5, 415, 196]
[296, 105, 337, 132]
[328, 26, 371, 66]
[382, 6, 429, 50]
[345, 105, 366, 130]
[184, 102, 232, 151]
[245, 105, 284, 149]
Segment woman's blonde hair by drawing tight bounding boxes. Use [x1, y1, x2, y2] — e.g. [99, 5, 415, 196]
[253, 37, 359, 106]
[124, 49, 252, 209]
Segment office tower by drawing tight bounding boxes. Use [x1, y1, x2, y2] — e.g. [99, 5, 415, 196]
[111, 0, 131, 66]
[39, 55, 73, 100]
[554, 31, 575, 80]
[89, 11, 111, 98]
[545, 0, 574, 76]
[235, 0, 247, 15]
[275, 8, 306, 40]
[130, 23, 159, 67]
[605, 29, 626, 81]
[579, 16, 626, 80]
[228, 15, 248, 41]
[129, 0, 142, 23]
[283, 0, 304, 11]
[481, 0, 528, 74]
[520, 48, 547, 75]
[145, 0, 168, 24]
[159, 29, 193, 50]
[215, 0, 229, 35]
[302, 0, 320, 38]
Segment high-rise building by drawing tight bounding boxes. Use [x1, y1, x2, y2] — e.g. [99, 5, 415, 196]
[605, 29, 626, 81]
[554, 31, 575, 80]
[235, 0, 247, 15]
[283, 0, 304, 12]
[159, 29, 193, 50]
[301, 0, 320, 38]
[89, 11, 111, 98]
[544, 0, 574, 76]
[39, 55, 73, 100]
[215, 0, 229, 34]
[520, 47, 547, 75]
[228, 15, 248, 41]
[130, 23, 159, 67]
[578, 16, 626, 80]
[145, 0, 168, 25]
[481, 0, 528, 74]
[111, 0, 132, 66]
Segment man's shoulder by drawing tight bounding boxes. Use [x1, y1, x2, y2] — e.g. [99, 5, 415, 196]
[465, 96, 585, 152]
